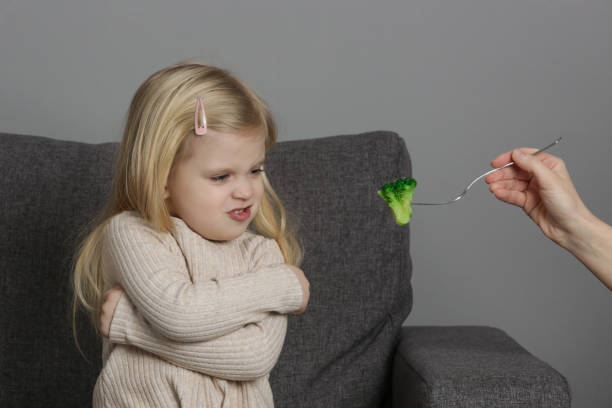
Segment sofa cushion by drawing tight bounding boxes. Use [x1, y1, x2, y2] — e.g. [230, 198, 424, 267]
[0, 133, 116, 407]
[392, 326, 571, 407]
[265, 132, 413, 407]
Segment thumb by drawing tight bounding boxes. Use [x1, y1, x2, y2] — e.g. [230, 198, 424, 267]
[512, 148, 555, 187]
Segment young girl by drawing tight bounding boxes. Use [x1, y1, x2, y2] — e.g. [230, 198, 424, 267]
[72, 61, 310, 407]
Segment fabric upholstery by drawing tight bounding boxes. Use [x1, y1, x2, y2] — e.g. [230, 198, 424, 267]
[0, 131, 413, 407]
[1, 134, 116, 406]
[265, 132, 413, 407]
[0, 131, 570, 407]
[392, 326, 571, 407]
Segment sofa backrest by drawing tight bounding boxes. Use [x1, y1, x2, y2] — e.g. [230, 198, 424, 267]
[0, 134, 117, 406]
[0, 131, 413, 408]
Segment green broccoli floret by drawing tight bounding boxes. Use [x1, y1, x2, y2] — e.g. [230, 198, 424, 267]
[377, 177, 418, 226]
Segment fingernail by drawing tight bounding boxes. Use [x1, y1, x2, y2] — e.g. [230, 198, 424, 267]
[514, 149, 525, 159]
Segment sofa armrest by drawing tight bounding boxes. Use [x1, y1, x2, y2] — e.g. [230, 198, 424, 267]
[391, 326, 570, 407]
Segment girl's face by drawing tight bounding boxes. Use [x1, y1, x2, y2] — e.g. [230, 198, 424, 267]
[164, 128, 266, 242]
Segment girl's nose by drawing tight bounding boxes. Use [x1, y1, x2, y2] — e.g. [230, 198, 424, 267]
[232, 177, 253, 199]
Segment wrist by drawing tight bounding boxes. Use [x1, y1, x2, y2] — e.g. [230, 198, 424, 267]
[560, 211, 607, 257]
[282, 265, 307, 314]
[257, 264, 304, 314]
[108, 293, 131, 344]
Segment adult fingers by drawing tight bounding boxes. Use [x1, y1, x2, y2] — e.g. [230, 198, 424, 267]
[489, 179, 529, 194]
[489, 150, 514, 168]
[485, 165, 532, 184]
[511, 148, 558, 189]
[490, 186, 526, 208]
[486, 147, 558, 183]
[490, 147, 540, 167]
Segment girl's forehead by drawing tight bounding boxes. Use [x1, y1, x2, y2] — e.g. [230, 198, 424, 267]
[186, 128, 266, 164]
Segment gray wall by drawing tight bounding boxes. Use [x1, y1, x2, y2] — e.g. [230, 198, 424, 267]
[2, 1, 611, 406]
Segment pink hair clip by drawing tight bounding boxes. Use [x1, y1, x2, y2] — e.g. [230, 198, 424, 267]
[194, 96, 207, 135]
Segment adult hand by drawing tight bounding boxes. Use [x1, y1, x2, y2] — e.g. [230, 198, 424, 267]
[100, 285, 124, 338]
[486, 147, 612, 290]
[286, 265, 310, 315]
[485, 148, 595, 248]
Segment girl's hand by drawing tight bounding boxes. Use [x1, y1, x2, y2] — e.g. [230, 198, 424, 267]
[100, 285, 124, 338]
[286, 265, 310, 315]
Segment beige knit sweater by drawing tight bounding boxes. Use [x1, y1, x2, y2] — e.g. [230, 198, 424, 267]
[92, 211, 304, 408]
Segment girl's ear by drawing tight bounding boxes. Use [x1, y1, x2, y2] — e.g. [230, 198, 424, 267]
[163, 170, 172, 200]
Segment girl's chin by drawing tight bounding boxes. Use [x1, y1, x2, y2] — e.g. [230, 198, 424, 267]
[205, 224, 251, 242]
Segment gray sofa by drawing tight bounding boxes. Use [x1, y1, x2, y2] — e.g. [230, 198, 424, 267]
[0, 131, 570, 407]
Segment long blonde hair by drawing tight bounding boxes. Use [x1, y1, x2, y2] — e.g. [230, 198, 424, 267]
[72, 61, 302, 339]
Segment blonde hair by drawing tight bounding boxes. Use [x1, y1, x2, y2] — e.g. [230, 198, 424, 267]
[72, 61, 302, 339]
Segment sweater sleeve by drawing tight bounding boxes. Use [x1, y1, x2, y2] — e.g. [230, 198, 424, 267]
[102, 213, 303, 342]
[109, 293, 288, 381]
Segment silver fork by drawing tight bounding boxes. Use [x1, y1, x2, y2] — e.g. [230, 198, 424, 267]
[412, 137, 563, 206]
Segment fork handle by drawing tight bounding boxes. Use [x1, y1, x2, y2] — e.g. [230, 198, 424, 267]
[504, 136, 563, 169]
[411, 137, 563, 206]
[490, 136, 562, 175]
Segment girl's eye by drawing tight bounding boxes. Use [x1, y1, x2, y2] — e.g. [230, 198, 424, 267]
[211, 174, 228, 182]
[251, 168, 264, 175]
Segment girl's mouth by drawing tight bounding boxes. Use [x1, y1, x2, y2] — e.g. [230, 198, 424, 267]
[228, 206, 251, 221]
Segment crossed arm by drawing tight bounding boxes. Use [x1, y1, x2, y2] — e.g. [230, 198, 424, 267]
[100, 213, 306, 380]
